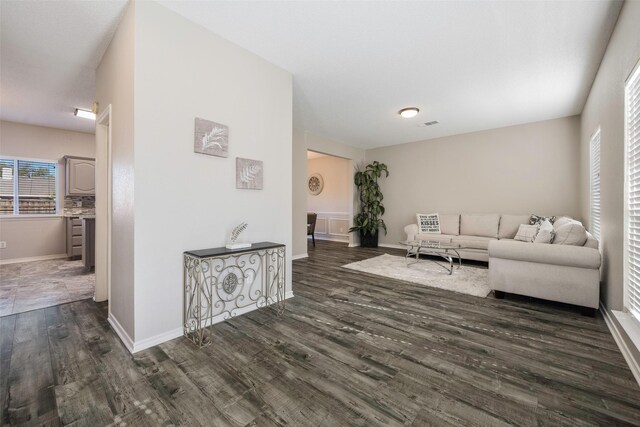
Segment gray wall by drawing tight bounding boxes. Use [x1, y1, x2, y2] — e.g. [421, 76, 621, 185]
[0, 120, 94, 262]
[95, 0, 136, 338]
[366, 116, 581, 246]
[579, 1, 640, 363]
[580, 0, 640, 311]
[131, 1, 292, 343]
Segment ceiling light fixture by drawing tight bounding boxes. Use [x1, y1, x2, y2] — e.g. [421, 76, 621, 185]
[74, 108, 96, 120]
[398, 107, 419, 118]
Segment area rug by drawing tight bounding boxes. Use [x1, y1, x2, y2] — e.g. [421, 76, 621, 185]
[342, 253, 491, 298]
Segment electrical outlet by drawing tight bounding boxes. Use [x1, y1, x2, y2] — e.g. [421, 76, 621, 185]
[0, 241, 6, 249]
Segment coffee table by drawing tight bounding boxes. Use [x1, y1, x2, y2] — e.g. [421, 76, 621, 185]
[399, 240, 466, 275]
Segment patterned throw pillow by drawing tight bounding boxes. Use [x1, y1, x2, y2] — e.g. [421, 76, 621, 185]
[514, 224, 539, 243]
[416, 213, 441, 234]
[529, 214, 557, 225]
[534, 219, 555, 244]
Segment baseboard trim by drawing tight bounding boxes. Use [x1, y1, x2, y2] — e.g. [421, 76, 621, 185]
[292, 253, 308, 260]
[600, 302, 640, 386]
[108, 313, 135, 354]
[348, 243, 360, 248]
[0, 253, 68, 265]
[378, 243, 405, 250]
[313, 236, 349, 243]
[117, 291, 296, 354]
[133, 327, 183, 354]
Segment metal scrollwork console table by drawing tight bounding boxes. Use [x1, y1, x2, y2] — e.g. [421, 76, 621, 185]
[183, 242, 286, 347]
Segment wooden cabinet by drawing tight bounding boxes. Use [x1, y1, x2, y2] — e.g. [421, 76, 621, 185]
[82, 218, 95, 270]
[65, 156, 95, 196]
[66, 217, 83, 259]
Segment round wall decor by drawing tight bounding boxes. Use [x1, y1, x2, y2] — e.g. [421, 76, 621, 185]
[308, 173, 324, 196]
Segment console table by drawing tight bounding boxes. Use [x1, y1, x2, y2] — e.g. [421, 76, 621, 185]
[183, 242, 286, 347]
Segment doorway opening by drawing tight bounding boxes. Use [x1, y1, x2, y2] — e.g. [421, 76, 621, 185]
[306, 150, 352, 251]
[94, 105, 112, 315]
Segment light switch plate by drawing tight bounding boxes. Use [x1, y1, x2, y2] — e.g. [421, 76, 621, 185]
[0, 241, 6, 249]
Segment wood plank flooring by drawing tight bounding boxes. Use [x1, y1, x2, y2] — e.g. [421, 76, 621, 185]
[1, 240, 640, 426]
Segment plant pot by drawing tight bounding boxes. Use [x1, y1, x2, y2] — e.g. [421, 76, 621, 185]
[360, 231, 379, 248]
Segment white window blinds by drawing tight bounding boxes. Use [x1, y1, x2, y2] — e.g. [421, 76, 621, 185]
[625, 61, 640, 322]
[0, 159, 57, 215]
[590, 129, 601, 240]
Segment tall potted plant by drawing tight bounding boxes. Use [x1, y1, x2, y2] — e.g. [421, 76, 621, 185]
[349, 161, 389, 248]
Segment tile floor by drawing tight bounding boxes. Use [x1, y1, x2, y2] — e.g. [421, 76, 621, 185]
[0, 258, 94, 316]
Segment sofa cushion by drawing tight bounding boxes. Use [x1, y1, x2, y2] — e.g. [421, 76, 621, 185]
[514, 224, 538, 243]
[553, 222, 588, 246]
[439, 214, 460, 236]
[460, 213, 500, 238]
[584, 231, 599, 249]
[534, 219, 555, 244]
[498, 214, 531, 239]
[451, 235, 495, 250]
[417, 213, 440, 233]
[488, 240, 601, 269]
[415, 233, 452, 244]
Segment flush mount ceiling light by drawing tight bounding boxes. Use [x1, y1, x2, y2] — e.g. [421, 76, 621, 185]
[74, 102, 99, 120]
[398, 107, 419, 118]
[74, 108, 96, 120]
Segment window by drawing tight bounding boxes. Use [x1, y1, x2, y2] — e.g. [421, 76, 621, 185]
[590, 128, 601, 240]
[625, 60, 640, 324]
[0, 158, 58, 215]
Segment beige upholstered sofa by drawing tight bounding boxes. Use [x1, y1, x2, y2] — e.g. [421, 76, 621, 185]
[404, 213, 601, 314]
[404, 213, 532, 262]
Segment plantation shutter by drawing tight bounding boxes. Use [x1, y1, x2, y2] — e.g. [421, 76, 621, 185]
[626, 62, 640, 322]
[590, 129, 601, 240]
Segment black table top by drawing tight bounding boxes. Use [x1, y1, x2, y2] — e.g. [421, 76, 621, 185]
[184, 241, 285, 258]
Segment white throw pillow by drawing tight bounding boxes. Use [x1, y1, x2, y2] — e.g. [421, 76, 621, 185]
[553, 222, 588, 246]
[553, 216, 581, 231]
[416, 213, 441, 234]
[534, 219, 555, 244]
[514, 224, 539, 243]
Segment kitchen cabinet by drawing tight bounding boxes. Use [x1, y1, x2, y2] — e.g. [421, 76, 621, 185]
[65, 156, 95, 196]
[66, 217, 83, 259]
[82, 217, 95, 270]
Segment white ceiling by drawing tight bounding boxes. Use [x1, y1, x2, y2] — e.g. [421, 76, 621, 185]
[0, 0, 128, 134]
[0, 1, 623, 148]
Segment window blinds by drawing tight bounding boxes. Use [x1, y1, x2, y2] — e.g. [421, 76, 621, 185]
[590, 129, 601, 240]
[0, 159, 56, 215]
[626, 62, 640, 322]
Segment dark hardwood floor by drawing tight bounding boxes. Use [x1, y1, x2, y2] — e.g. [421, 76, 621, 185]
[1, 240, 640, 426]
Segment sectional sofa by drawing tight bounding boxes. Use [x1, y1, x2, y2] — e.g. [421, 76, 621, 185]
[404, 213, 601, 314]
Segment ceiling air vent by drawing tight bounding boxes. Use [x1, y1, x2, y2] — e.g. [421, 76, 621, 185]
[418, 121, 439, 127]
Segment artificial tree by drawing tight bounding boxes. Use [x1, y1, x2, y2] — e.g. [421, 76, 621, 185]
[349, 161, 389, 247]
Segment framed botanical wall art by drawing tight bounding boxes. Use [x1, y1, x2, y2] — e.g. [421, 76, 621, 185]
[194, 117, 229, 157]
[236, 158, 263, 190]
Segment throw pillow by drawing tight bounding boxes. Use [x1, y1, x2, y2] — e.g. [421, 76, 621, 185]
[534, 219, 555, 244]
[552, 222, 588, 246]
[416, 213, 441, 234]
[514, 224, 539, 243]
[530, 214, 557, 225]
[553, 216, 581, 231]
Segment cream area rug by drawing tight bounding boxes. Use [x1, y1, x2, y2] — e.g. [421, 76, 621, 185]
[342, 254, 491, 298]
